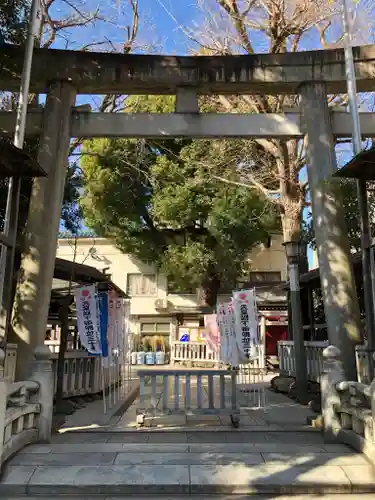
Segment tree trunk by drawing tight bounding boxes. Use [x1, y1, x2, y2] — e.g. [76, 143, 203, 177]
[197, 274, 221, 309]
[281, 210, 302, 243]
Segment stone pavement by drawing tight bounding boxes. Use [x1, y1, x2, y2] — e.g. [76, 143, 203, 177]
[8, 497, 375, 500]
[57, 368, 139, 433]
[7, 497, 375, 500]
[2, 372, 375, 496]
[110, 375, 316, 431]
[2, 429, 375, 496]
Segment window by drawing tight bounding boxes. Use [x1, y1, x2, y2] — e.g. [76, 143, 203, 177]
[167, 279, 195, 294]
[140, 322, 170, 336]
[127, 274, 157, 296]
[249, 271, 282, 283]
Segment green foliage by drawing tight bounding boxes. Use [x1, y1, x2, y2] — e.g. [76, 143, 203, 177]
[80, 96, 280, 301]
[303, 178, 375, 252]
[0, 0, 82, 235]
[0, 141, 82, 235]
[0, 0, 29, 44]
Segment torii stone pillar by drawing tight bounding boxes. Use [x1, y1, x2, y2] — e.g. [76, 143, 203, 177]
[10, 81, 76, 380]
[299, 81, 361, 381]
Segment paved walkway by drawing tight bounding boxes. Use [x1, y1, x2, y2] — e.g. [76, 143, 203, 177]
[2, 370, 375, 496]
[108, 372, 316, 431]
[2, 429, 374, 495]
[57, 368, 139, 433]
[57, 367, 316, 433]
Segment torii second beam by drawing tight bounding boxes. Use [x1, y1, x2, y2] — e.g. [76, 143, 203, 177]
[0, 111, 374, 139]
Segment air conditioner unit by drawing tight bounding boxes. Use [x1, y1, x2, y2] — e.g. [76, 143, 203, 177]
[155, 299, 168, 310]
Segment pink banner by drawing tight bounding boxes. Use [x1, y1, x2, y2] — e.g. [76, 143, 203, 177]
[204, 314, 220, 354]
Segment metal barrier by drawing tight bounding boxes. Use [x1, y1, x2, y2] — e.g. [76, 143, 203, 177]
[171, 341, 220, 365]
[136, 368, 240, 428]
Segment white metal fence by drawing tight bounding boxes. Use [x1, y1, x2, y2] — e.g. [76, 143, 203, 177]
[171, 341, 220, 365]
[3, 340, 134, 412]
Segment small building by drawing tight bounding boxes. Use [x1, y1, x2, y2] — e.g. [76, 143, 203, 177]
[56, 234, 288, 358]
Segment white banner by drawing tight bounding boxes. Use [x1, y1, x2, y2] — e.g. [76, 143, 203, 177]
[227, 301, 240, 366]
[217, 303, 228, 364]
[109, 291, 123, 352]
[75, 285, 102, 355]
[232, 289, 259, 362]
[217, 302, 240, 366]
[114, 296, 123, 349]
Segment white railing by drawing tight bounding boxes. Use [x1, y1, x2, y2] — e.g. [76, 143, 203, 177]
[171, 341, 266, 388]
[50, 351, 126, 399]
[45, 339, 85, 353]
[50, 352, 101, 398]
[278, 340, 328, 382]
[136, 368, 240, 428]
[2, 343, 126, 400]
[278, 340, 373, 384]
[171, 341, 220, 365]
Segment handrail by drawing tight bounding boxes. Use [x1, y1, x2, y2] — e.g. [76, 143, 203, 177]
[0, 379, 41, 466]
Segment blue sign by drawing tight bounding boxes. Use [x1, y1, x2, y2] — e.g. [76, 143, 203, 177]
[98, 291, 109, 358]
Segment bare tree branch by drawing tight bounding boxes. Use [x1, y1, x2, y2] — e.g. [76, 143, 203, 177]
[211, 174, 281, 202]
[174, 0, 373, 243]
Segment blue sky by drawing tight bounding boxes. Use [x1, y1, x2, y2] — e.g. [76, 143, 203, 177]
[49, 0, 374, 56]
[49, 0, 197, 54]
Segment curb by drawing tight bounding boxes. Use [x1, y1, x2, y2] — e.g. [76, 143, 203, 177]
[0, 481, 373, 496]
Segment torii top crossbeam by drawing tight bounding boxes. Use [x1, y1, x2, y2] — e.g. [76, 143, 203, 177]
[1, 44, 375, 95]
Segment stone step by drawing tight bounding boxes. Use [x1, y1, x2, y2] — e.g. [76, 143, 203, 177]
[1, 431, 375, 496]
[9, 496, 375, 500]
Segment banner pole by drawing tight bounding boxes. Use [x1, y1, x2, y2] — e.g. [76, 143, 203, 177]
[125, 300, 130, 398]
[101, 357, 106, 414]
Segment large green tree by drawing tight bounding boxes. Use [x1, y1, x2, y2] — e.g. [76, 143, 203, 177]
[80, 96, 279, 306]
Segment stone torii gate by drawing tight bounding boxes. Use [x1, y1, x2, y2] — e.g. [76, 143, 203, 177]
[1, 43, 375, 380]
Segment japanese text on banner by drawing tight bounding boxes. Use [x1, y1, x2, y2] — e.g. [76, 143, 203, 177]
[232, 289, 259, 361]
[75, 285, 102, 355]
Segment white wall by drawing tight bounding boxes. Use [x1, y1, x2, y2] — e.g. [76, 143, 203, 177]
[247, 233, 287, 281]
[56, 234, 287, 323]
